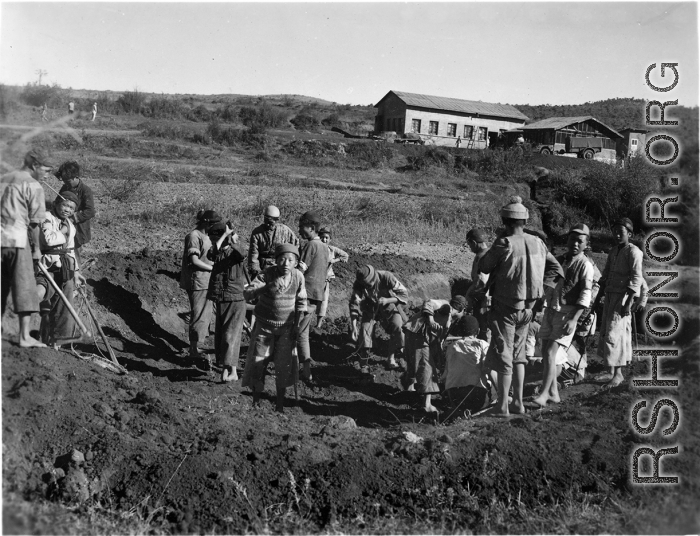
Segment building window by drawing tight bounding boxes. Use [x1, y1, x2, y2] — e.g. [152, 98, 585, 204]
[631, 139, 638, 146]
[447, 123, 457, 137]
[429, 121, 439, 135]
[464, 125, 474, 139]
[477, 127, 487, 141]
[412, 119, 421, 133]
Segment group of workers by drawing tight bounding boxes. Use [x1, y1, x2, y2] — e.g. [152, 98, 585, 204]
[179, 192, 647, 416]
[1, 150, 647, 417]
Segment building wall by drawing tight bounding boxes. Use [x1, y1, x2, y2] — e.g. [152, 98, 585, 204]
[616, 131, 647, 158]
[375, 94, 526, 148]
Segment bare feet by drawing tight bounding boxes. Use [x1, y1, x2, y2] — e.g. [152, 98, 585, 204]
[593, 372, 613, 382]
[387, 357, 400, 370]
[509, 401, 527, 415]
[19, 336, 46, 348]
[601, 377, 624, 390]
[221, 367, 238, 383]
[424, 404, 439, 414]
[484, 406, 512, 418]
[407, 382, 416, 392]
[530, 394, 549, 408]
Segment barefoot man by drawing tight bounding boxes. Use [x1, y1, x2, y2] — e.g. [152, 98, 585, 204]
[1, 150, 53, 348]
[478, 196, 562, 417]
[532, 224, 594, 407]
[596, 217, 644, 390]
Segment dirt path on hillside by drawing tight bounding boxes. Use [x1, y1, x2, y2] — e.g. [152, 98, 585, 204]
[0, 124, 142, 136]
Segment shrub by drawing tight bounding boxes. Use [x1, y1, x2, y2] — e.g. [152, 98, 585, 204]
[186, 104, 212, 122]
[345, 142, 395, 169]
[290, 113, 319, 131]
[20, 83, 64, 108]
[239, 104, 288, 131]
[321, 113, 342, 128]
[141, 96, 187, 119]
[117, 90, 146, 114]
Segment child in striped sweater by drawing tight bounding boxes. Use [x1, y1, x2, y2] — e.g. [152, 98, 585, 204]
[241, 243, 307, 412]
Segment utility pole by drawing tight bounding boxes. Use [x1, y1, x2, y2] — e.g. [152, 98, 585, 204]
[35, 69, 47, 85]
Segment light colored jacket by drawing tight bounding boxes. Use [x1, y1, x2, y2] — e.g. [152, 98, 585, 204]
[479, 232, 563, 310]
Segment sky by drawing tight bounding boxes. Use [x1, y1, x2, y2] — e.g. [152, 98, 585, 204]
[0, 2, 698, 107]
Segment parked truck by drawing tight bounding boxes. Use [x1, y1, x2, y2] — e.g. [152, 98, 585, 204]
[565, 136, 604, 159]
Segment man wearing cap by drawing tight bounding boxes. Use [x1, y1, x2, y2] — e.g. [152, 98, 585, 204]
[36, 191, 87, 344]
[206, 221, 247, 382]
[1, 150, 52, 348]
[57, 161, 95, 266]
[349, 264, 409, 371]
[248, 205, 299, 279]
[478, 196, 563, 417]
[180, 209, 220, 359]
[465, 227, 491, 341]
[532, 223, 594, 407]
[317, 226, 349, 330]
[296, 210, 330, 380]
[595, 217, 644, 390]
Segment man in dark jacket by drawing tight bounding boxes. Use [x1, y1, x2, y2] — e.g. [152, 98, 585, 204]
[207, 222, 247, 383]
[56, 161, 95, 266]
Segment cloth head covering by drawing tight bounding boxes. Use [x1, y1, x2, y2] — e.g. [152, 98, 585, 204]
[436, 303, 452, 316]
[25, 149, 53, 168]
[57, 191, 79, 206]
[454, 315, 480, 337]
[466, 228, 488, 243]
[197, 210, 221, 223]
[421, 301, 435, 315]
[318, 227, 331, 237]
[613, 217, 634, 233]
[299, 210, 321, 226]
[449, 295, 468, 312]
[275, 243, 299, 259]
[265, 205, 281, 218]
[569, 223, 590, 236]
[500, 195, 529, 219]
[208, 222, 226, 236]
[356, 264, 377, 286]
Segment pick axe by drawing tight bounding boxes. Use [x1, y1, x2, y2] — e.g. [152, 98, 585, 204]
[36, 261, 91, 339]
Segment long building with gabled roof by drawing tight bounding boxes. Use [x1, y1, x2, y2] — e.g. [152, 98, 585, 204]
[374, 90, 529, 148]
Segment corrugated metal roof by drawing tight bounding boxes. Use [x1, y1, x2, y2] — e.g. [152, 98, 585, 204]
[522, 116, 623, 138]
[377, 91, 529, 121]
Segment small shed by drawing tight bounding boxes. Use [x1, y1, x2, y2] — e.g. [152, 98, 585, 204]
[521, 116, 622, 159]
[617, 127, 649, 159]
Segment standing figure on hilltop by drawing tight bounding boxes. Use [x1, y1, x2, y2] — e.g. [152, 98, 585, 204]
[402, 296, 467, 414]
[41, 103, 48, 122]
[247, 205, 299, 279]
[349, 264, 408, 372]
[1, 150, 52, 348]
[56, 161, 95, 267]
[36, 192, 87, 345]
[478, 196, 563, 417]
[180, 210, 220, 361]
[532, 224, 594, 407]
[242, 244, 307, 413]
[464, 227, 491, 341]
[316, 227, 349, 330]
[296, 211, 329, 382]
[91, 102, 97, 121]
[67, 102, 74, 115]
[206, 221, 247, 383]
[594, 217, 644, 390]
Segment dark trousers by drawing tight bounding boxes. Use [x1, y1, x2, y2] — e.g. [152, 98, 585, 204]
[37, 270, 76, 343]
[214, 299, 247, 369]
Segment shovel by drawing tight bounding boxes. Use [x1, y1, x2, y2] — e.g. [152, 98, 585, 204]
[76, 286, 122, 369]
